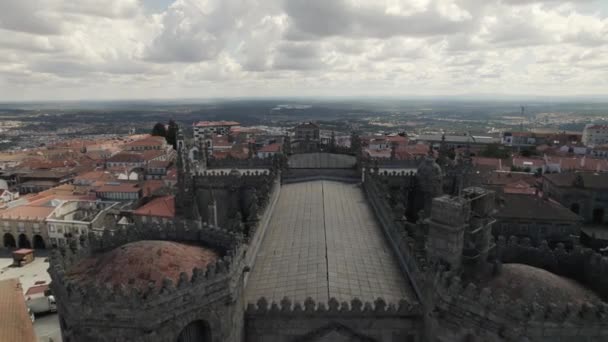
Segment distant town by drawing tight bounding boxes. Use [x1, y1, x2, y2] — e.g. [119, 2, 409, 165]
[1, 100, 608, 341]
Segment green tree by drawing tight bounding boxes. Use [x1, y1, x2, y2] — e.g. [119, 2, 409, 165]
[166, 120, 178, 149]
[480, 143, 510, 159]
[151, 122, 167, 137]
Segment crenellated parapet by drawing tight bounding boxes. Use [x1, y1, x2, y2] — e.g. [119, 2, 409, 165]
[91, 219, 244, 255]
[362, 172, 428, 301]
[432, 270, 608, 340]
[245, 296, 423, 317]
[494, 235, 608, 300]
[48, 239, 247, 330]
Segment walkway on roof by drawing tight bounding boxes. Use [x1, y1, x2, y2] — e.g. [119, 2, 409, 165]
[288, 153, 356, 169]
[245, 180, 413, 304]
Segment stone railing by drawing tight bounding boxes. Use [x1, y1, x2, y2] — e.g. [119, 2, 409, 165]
[246, 296, 422, 317]
[494, 235, 608, 300]
[362, 174, 426, 301]
[433, 270, 608, 341]
[243, 175, 281, 283]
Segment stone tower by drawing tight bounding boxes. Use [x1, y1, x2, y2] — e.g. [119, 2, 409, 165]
[425, 195, 469, 270]
[417, 154, 443, 218]
[175, 130, 199, 220]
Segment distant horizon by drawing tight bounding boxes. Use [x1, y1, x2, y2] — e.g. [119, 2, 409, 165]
[2, 93, 608, 106]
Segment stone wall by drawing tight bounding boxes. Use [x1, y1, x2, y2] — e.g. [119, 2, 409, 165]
[245, 297, 424, 342]
[49, 222, 249, 342]
[494, 236, 608, 300]
[282, 168, 360, 184]
[432, 270, 608, 342]
[243, 176, 281, 286]
[362, 174, 426, 302]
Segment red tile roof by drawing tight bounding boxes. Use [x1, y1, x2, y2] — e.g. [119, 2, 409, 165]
[96, 183, 141, 193]
[258, 143, 282, 153]
[0, 205, 54, 221]
[133, 195, 175, 218]
[107, 152, 145, 163]
[124, 136, 166, 148]
[0, 279, 36, 342]
[25, 284, 49, 297]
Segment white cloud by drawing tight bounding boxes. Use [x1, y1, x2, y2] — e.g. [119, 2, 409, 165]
[0, 0, 607, 100]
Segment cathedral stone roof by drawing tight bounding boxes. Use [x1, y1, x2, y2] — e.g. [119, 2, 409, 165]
[485, 263, 599, 305]
[66, 240, 219, 290]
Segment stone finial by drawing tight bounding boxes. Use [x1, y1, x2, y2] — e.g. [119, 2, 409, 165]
[256, 297, 269, 312]
[304, 297, 316, 313]
[280, 297, 292, 312]
[160, 278, 174, 294]
[397, 299, 411, 314]
[328, 297, 339, 312]
[351, 298, 363, 312]
[374, 298, 387, 312]
[177, 272, 189, 289]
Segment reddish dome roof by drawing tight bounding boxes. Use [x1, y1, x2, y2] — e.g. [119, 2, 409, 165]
[66, 241, 220, 290]
[486, 263, 600, 304]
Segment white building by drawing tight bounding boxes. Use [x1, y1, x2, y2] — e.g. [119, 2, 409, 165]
[582, 124, 608, 146]
[46, 200, 120, 248]
[193, 121, 239, 142]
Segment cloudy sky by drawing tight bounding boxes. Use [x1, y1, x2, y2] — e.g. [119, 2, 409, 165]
[0, 0, 607, 101]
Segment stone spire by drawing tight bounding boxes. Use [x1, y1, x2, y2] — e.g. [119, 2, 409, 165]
[417, 153, 444, 218]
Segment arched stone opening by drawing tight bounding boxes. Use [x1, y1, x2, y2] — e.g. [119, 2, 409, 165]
[570, 203, 580, 215]
[33, 234, 46, 249]
[3, 233, 16, 248]
[177, 320, 211, 342]
[18, 234, 31, 249]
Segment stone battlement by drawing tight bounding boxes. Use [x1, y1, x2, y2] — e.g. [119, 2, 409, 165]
[495, 235, 608, 300]
[433, 270, 608, 340]
[246, 296, 422, 317]
[49, 221, 248, 306]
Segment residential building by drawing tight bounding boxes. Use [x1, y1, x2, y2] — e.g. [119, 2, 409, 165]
[95, 183, 142, 201]
[582, 124, 608, 146]
[294, 122, 320, 141]
[418, 134, 500, 148]
[256, 143, 282, 158]
[543, 172, 608, 225]
[145, 160, 172, 180]
[46, 200, 120, 248]
[106, 152, 146, 169]
[494, 194, 582, 245]
[123, 136, 169, 151]
[18, 170, 76, 194]
[0, 198, 58, 249]
[0, 189, 19, 206]
[589, 145, 608, 159]
[132, 195, 175, 224]
[193, 121, 240, 142]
